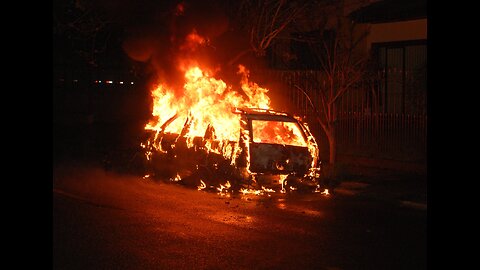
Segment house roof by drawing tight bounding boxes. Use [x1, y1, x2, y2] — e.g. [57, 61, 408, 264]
[349, 0, 427, 24]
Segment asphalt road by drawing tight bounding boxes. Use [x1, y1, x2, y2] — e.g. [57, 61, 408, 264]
[53, 164, 426, 270]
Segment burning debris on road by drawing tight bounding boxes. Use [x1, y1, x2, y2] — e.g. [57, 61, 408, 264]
[138, 65, 326, 194]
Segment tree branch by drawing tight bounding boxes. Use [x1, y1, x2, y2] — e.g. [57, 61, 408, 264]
[294, 84, 328, 133]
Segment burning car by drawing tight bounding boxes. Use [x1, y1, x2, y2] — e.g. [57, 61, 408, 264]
[141, 107, 322, 192]
[135, 65, 326, 193]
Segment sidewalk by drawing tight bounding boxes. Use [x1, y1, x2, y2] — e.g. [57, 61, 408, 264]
[333, 165, 427, 210]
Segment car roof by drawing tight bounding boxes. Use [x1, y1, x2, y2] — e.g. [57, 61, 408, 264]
[233, 107, 295, 119]
[233, 107, 300, 122]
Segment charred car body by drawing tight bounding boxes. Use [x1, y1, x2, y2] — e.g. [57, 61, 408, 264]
[141, 108, 323, 192]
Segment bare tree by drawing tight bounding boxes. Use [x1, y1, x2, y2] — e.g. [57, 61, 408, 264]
[226, 0, 311, 65]
[294, 7, 371, 178]
[224, 0, 374, 177]
[53, 0, 114, 67]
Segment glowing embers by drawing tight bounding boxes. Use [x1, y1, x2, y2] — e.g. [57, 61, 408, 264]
[239, 187, 276, 196]
[314, 185, 330, 196]
[239, 188, 262, 195]
[192, 177, 329, 198]
[239, 175, 286, 196]
[197, 180, 207, 191]
[196, 180, 233, 197]
[216, 181, 232, 196]
[169, 173, 182, 182]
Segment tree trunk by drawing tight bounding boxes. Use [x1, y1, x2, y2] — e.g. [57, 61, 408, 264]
[328, 130, 336, 176]
[227, 49, 253, 67]
[325, 125, 337, 179]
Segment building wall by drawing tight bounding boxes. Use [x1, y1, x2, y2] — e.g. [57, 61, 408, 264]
[366, 18, 427, 49]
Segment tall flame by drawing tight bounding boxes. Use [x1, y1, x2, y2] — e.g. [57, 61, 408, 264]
[145, 65, 270, 141]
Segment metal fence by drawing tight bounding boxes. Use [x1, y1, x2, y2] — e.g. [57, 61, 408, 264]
[260, 69, 427, 163]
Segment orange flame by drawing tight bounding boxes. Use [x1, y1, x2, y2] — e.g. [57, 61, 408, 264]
[315, 185, 330, 196]
[170, 173, 182, 182]
[145, 65, 271, 142]
[197, 180, 207, 191]
[239, 186, 275, 196]
[217, 181, 231, 193]
[239, 188, 262, 196]
[261, 187, 275, 193]
[279, 174, 288, 193]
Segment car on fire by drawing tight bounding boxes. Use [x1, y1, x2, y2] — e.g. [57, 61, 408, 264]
[141, 107, 323, 192]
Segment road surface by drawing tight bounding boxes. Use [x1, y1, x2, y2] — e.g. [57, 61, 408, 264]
[53, 164, 426, 269]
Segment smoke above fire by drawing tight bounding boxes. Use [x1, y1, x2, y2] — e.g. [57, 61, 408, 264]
[120, 0, 244, 95]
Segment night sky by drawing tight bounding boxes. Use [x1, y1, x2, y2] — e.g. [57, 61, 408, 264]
[54, 0, 265, 90]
